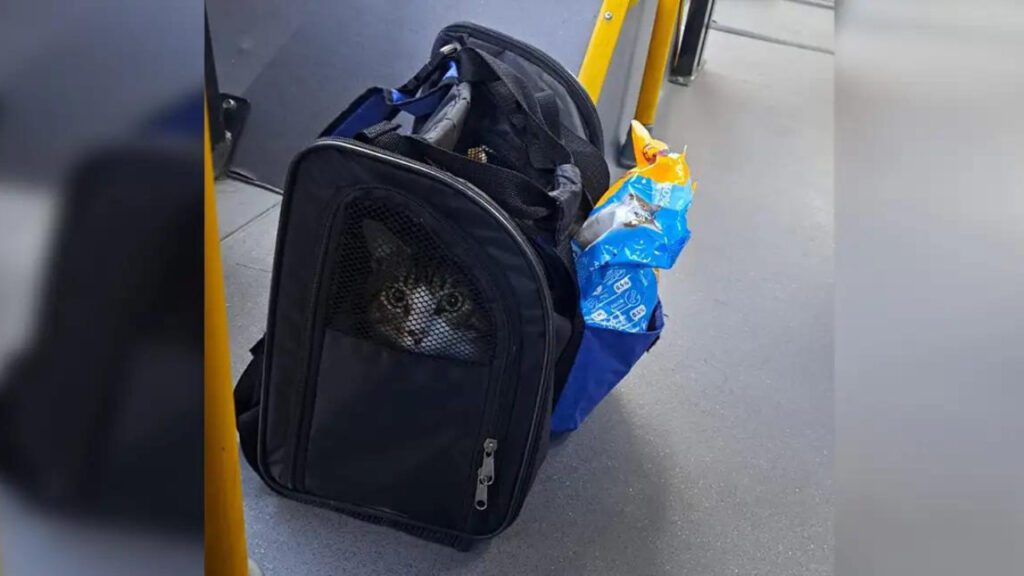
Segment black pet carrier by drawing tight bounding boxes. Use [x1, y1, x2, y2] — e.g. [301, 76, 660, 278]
[235, 22, 609, 548]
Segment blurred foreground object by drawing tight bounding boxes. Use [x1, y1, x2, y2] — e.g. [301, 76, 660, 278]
[0, 2, 203, 573]
[0, 133, 203, 575]
[0, 139, 203, 527]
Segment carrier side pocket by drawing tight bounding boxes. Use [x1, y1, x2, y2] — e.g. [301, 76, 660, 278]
[551, 303, 664, 433]
[304, 330, 490, 530]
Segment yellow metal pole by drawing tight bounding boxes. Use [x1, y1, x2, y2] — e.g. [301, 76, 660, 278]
[617, 0, 685, 167]
[634, 0, 684, 126]
[577, 0, 632, 103]
[205, 106, 250, 575]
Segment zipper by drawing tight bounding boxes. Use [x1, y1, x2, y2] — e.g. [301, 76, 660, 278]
[439, 22, 604, 150]
[315, 139, 561, 528]
[435, 28, 585, 515]
[289, 194, 349, 489]
[282, 138, 561, 524]
[288, 184, 511, 494]
[432, 28, 589, 520]
[474, 438, 498, 510]
[471, 276, 518, 513]
[473, 382, 503, 512]
[291, 186, 512, 496]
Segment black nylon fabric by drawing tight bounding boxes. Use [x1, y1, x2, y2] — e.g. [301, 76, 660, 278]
[433, 24, 602, 148]
[235, 337, 264, 471]
[369, 126, 586, 420]
[456, 49, 572, 169]
[251, 140, 553, 540]
[365, 123, 584, 402]
[367, 128, 571, 233]
[0, 146, 202, 531]
[535, 90, 562, 139]
[238, 23, 610, 548]
[433, 24, 609, 207]
[306, 330, 491, 529]
[410, 42, 590, 503]
[560, 124, 609, 214]
[451, 46, 606, 222]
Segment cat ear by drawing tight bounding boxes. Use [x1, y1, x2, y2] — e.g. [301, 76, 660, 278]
[363, 220, 410, 266]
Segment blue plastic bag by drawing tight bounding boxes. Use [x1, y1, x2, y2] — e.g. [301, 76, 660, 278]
[576, 264, 659, 333]
[552, 122, 693, 433]
[575, 175, 693, 271]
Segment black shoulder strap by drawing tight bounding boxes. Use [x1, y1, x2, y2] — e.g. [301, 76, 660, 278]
[457, 48, 572, 166]
[458, 47, 606, 218]
[535, 90, 562, 139]
[364, 125, 573, 243]
[559, 125, 607, 216]
[235, 336, 265, 470]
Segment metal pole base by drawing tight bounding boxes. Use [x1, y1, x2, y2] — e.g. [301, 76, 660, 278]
[617, 123, 655, 169]
[668, 74, 693, 86]
[668, 58, 706, 86]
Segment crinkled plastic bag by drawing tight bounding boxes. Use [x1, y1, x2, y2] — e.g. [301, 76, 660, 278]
[576, 124, 693, 270]
[574, 122, 695, 333]
[576, 262, 659, 333]
[553, 122, 694, 433]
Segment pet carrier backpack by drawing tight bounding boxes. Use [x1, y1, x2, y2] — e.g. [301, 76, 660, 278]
[234, 22, 609, 548]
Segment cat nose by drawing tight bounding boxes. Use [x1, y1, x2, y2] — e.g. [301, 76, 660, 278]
[407, 328, 424, 345]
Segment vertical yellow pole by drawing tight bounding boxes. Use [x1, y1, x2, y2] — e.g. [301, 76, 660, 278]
[633, 0, 684, 126]
[577, 0, 632, 103]
[205, 107, 249, 575]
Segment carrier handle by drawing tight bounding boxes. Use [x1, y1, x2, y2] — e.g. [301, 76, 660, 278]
[355, 121, 579, 253]
[360, 124, 556, 223]
[455, 47, 572, 170]
[456, 47, 608, 217]
[396, 42, 461, 93]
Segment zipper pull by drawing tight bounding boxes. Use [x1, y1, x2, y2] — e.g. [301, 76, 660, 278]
[480, 438, 498, 485]
[474, 438, 498, 511]
[474, 472, 489, 510]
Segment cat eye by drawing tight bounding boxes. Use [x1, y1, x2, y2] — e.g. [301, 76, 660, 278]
[439, 292, 464, 313]
[383, 286, 407, 308]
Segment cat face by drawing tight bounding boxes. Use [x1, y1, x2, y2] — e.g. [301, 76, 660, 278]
[363, 220, 489, 362]
[575, 192, 663, 248]
[623, 193, 661, 228]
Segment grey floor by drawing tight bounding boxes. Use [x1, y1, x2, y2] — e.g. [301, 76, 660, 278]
[219, 2, 834, 574]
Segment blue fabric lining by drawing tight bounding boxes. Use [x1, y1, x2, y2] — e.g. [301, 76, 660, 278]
[331, 62, 460, 138]
[331, 89, 393, 138]
[551, 302, 664, 433]
[442, 61, 458, 81]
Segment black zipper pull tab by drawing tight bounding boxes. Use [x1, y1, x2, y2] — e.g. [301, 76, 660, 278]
[474, 438, 498, 511]
[480, 438, 497, 485]
[474, 472, 489, 511]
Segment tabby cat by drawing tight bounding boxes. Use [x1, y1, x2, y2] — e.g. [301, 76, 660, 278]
[363, 220, 489, 362]
[575, 192, 663, 249]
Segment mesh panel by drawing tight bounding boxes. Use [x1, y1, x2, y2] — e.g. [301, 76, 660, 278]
[326, 196, 495, 363]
